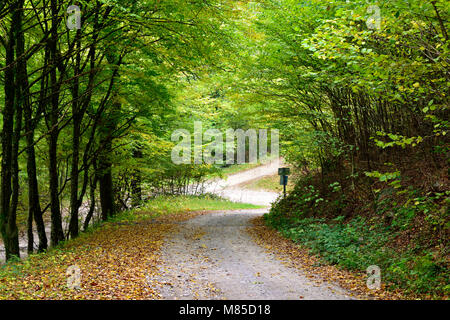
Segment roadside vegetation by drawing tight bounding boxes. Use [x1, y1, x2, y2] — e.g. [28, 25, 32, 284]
[242, 174, 295, 193]
[218, 163, 263, 178]
[255, 0, 449, 299]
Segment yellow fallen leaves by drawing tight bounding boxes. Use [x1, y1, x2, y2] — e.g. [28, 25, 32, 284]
[0, 210, 209, 300]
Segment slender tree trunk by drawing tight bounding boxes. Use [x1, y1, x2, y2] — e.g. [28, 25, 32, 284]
[98, 51, 123, 220]
[0, 0, 23, 260]
[49, 125, 64, 245]
[10, 63, 23, 258]
[0, 0, 21, 261]
[10, 3, 26, 255]
[48, 0, 64, 246]
[14, 0, 48, 253]
[24, 115, 48, 252]
[98, 136, 115, 220]
[131, 147, 142, 207]
[83, 175, 97, 231]
[69, 113, 81, 238]
[69, 30, 82, 239]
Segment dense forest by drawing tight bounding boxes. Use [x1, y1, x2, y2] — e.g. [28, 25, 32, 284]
[0, 0, 448, 299]
[0, 0, 238, 259]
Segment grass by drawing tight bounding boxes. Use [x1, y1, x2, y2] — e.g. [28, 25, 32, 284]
[241, 174, 294, 193]
[139, 194, 263, 215]
[216, 163, 262, 178]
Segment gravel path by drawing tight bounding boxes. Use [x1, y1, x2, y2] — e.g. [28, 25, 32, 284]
[151, 209, 353, 300]
[151, 160, 353, 300]
[205, 159, 282, 206]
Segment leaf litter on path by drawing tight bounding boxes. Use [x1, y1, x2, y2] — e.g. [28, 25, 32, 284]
[0, 210, 209, 300]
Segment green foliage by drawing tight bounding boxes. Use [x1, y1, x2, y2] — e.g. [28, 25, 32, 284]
[140, 194, 262, 214]
[243, 0, 449, 298]
[264, 211, 449, 297]
[365, 170, 402, 189]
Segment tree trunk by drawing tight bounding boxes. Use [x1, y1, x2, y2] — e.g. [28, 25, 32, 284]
[98, 137, 115, 221]
[48, 0, 64, 246]
[10, 61, 23, 258]
[97, 51, 123, 220]
[0, 0, 21, 261]
[24, 115, 48, 252]
[69, 30, 82, 239]
[131, 147, 142, 207]
[15, 0, 48, 253]
[83, 175, 97, 231]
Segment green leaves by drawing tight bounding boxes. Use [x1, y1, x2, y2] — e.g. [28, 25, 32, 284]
[365, 170, 401, 183]
[373, 132, 424, 149]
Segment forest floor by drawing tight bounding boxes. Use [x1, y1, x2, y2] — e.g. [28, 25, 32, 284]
[0, 160, 375, 299]
[150, 208, 353, 300]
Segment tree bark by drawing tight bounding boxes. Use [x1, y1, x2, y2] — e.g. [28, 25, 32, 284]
[131, 147, 142, 207]
[83, 175, 97, 231]
[97, 51, 124, 221]
[69, 30, 82, 239]
[48, 0, 64, 246]
[14, 0, 48, 253]
[98, 136, 115, 221]
[0, 0, 21, 261]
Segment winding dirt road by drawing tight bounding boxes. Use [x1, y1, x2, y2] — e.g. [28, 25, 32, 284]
[205, 160, 281, 206]
[151, 161, 353, 300]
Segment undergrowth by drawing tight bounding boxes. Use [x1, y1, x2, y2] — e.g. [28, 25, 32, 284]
[264, 162, 449, 299]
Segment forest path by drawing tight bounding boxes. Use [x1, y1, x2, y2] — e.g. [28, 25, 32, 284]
[150, 209, 353, 300]
[150, 161, 353, 300]
[205, 159, 281, 206]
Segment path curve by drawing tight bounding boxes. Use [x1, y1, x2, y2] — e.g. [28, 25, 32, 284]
[151, 161, 353, 300]
[205, 159, 281, 206]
